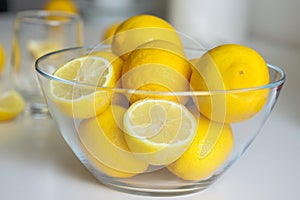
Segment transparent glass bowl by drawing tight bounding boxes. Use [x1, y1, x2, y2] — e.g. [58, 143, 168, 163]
[35, 45, 285, 196]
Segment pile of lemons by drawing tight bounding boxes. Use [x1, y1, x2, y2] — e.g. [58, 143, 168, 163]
[49, 14, 270, 181]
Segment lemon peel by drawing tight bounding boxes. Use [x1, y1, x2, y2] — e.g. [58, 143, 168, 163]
[190, 44, 270, 123]
[79, 105, 148, 176]
[112, 14, 183, 60]
[167, 115, 234, 181]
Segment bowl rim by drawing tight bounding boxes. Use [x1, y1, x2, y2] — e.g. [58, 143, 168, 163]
[15, 10, 82, 26]
[35, 45, 286, 96]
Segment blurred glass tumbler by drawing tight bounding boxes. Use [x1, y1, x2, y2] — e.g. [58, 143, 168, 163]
[10, 10, 83, 118]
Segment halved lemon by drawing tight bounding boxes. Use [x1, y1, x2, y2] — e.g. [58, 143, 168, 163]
[0, 90, 25, 121]
[123, 99, 197, 166]
[49, 55, 121, 118]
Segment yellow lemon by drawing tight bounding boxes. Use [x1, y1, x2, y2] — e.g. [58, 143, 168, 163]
[190, 44, 270, 123]
[0, 90, 25, 121]
[167, 115, 234, 181]
[121, 40, 192, 103]
[0, 44, 6, 76]
[44, 0, 78, 14]
[123, 99, 197, 166]
[101, 22, 120, 44]
[78, 105, 148, 177]
[11, 40, 21, 72]
[0, 44, 5, 75]
[112, 14, 183, 60]
[82, 148, 139, 178]
[50, 54, 122, 118]
[89, 50, 123, 81]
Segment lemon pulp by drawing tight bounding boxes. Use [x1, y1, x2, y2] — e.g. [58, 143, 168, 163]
[123, 99, 197, 166]
[50, 55, 120, 118]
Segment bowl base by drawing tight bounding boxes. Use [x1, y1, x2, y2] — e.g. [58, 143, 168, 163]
[99, 177, 212, 196]
[88, 168, 219, 197]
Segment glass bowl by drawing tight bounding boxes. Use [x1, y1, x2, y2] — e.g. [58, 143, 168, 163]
[35, 45, 285, 196]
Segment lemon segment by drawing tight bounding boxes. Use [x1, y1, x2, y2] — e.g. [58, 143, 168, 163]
[123, 99, 197, 166]
[49, 55, 120, 118]
[78, 105, 148, 176]
[167, 115, 234, 181]
[0, 90, 25, 121]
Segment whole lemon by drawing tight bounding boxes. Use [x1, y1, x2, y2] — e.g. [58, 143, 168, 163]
[44, 0, 78, 14]
[101, 22, 120, 44]
[121, 40, 192, 103]
[78, 105, 148, 177]
[112, 14, 183, 60]
[190, 44, 270, 123]
[167, 115, 234, 181]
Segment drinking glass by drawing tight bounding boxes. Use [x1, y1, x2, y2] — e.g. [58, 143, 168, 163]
[10, 10, 83, 118]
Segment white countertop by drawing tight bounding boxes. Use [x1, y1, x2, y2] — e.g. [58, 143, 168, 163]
[1, 12, 300, 200]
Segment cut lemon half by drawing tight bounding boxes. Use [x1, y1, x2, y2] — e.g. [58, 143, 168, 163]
[123, 99, 197, 166]
[0, 90, 25, 121]
[50, 55, 119, 118]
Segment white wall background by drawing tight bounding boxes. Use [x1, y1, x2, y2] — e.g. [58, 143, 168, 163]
[167, 0, 251, 47]
[6, 0, 300, 48]
[168, 0, 300, 48]
[250, 0, 300, 47]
